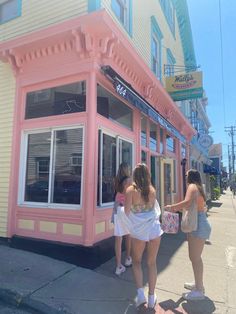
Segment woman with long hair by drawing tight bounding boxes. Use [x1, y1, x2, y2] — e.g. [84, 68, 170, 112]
[165, 169, 211, 301]
[113, 162, 132, 276]
[125, 163, 163, 309]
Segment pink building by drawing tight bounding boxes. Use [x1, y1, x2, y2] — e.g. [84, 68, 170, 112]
[0, 10, 195, 246]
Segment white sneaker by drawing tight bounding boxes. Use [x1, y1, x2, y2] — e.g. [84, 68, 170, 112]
[135, 294, 147, 308]
[184, 282, 205, 293]
[184, 282, 195, 290]
[182, 290, 205, 301]
[115, 264, 126, 275]
[124, 256, 132, 267]
[148, 294, 157, 309]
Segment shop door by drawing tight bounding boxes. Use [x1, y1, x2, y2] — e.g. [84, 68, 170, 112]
[160, 158, 174, 207]
[150, 155, 161, 203]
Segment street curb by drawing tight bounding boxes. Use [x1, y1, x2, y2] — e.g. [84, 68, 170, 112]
[0, 288, 23, 307]
[0, 288, 72, 314]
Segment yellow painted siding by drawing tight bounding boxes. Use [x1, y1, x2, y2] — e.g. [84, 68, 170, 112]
[0, 62, 15, 237]
[63, 223, 83, 236]
[18, 219, 35, 230]
[0, 0, 87, 41]
[101, 0, 185, 80]
[39, 221, 57, 233]
[95, 221, 105, 234]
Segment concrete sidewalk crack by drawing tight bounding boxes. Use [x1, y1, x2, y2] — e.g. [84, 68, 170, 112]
[27, 265, 77, 298]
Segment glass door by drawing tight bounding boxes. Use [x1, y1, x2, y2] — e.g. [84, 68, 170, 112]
[160, 158, 174, 208]
[150, 156, 161, 202]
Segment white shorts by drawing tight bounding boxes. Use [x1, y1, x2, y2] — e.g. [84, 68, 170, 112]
[129, 211, 163, 241]
[114, 206, 130, 237]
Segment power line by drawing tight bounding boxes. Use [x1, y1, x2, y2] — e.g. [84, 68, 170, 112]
[219, 0, 226, 126]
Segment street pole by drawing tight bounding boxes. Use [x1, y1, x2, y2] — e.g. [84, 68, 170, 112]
[225, 126, 236, 180]
[228, 144, 231, 179]
[232, 126, 235, 177]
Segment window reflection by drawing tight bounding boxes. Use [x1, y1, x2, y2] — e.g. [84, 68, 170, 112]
[150, 122, 157, 151]
[25, 81, 86, 119]
[25, 133, 51, 202]
[97, 132, 133, 206]
[97, 84, 133, 130]
[24, 128, 83, 205]
[141, 116, 147, 147]
[166, 134, 175, 152]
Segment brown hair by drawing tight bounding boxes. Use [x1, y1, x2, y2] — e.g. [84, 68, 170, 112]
[114, 162, 131, 193]
[186, 169, 206, 201]
[133, 163, 152, 203]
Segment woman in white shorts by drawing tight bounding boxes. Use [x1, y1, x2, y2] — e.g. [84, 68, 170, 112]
[125, 163, 163, 309]
[112, 162, 132, 276]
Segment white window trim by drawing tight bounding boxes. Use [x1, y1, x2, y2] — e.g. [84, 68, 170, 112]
[152, 35, 161, 79]
[113, 0, 130, 32]
[18, 125, 84, 210]
[97, 128, 134, 208]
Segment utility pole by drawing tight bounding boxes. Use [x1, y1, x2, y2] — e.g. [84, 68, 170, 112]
[228, 144, 231, 178]
[225, 126, 236, 180]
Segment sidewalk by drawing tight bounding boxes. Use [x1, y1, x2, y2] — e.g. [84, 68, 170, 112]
[0, 190, 236, 314]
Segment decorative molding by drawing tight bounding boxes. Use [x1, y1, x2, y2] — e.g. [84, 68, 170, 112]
[143, 83, 155, 99]
[0, 9, 195, 139]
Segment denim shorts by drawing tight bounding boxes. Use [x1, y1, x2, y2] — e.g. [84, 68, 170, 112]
[190, 212, 211, 240]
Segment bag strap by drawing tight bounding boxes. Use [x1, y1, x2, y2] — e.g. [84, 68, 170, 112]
[190, 190, 198, 210]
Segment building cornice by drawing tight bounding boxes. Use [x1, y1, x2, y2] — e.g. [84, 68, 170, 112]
[0, 9, 195, 140]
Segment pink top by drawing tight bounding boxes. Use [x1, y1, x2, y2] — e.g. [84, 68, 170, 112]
[115, 192, 125, 206]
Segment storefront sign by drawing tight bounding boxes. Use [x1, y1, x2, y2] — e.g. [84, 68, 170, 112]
[166, 71, 203, 101]
[113, 78, 186, 143]
[198, 134, 213, 148]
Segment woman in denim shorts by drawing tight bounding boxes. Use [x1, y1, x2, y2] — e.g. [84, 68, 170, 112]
[165, 169, 211, 301]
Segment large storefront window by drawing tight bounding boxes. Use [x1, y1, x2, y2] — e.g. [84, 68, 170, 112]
[97, 84, 133, 130]
[160, 128, 164, 154]
[25, 81, 86, 119]
[141, 150, 147, 163]
[119, 138, 133, 166]
[97, 131, 133, 206]
[150, 121, 157, 151]
[141, 116, 147, 146]
[181, 145, 186, 158]
[166, 134, 175, 152]
[23, 127, 83, 206]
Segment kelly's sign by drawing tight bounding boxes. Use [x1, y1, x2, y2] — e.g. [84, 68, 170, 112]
[166, 71, 203, 101]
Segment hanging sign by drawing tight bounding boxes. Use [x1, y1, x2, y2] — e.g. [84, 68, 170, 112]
[166, 71, 203, 101]
[198, 134, 213, 148]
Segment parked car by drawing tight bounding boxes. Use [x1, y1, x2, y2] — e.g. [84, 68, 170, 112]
[25, 179, 81, 204]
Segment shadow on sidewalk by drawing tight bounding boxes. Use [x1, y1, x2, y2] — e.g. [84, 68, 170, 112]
[159, 296, 216, 314]
[157, 228, 186, 273]
[207, 201, 223, 209]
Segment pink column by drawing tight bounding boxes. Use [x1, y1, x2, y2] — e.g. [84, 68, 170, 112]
[133, 109, 141, 165]
[83, 68, 97, 246]
[176, 138, 183, 201]
[146, 119, 150, 168]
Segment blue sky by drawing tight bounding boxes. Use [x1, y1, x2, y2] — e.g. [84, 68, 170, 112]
[187, 0, 236, 168]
